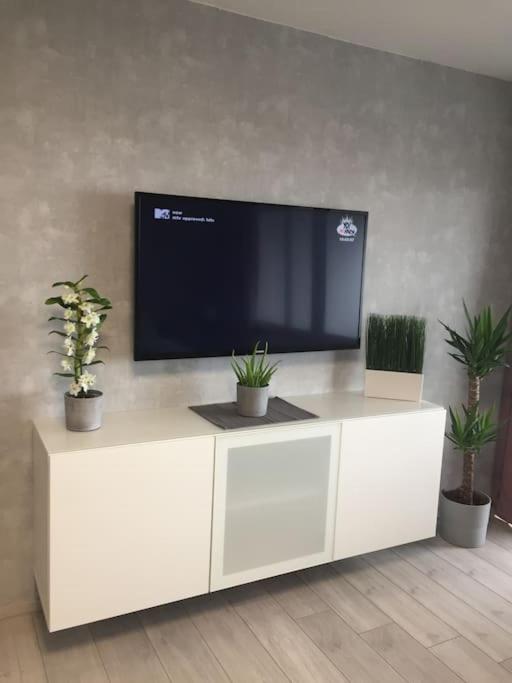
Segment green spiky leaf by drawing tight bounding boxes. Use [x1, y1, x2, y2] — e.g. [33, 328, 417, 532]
[440, 302, 511, 379]
[232, 341, 280, 387]
[446, 404, 498, 453]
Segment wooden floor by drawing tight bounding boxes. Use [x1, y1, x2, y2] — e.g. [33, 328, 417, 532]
[4, 520, 512, 682]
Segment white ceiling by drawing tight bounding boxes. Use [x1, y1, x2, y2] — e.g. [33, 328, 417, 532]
[189, 0, 512, 82]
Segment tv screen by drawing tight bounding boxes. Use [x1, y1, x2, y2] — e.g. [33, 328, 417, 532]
[134, 192, 367, 360]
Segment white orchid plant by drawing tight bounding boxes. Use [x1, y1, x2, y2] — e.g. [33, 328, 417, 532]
[45, 275, 112, 397]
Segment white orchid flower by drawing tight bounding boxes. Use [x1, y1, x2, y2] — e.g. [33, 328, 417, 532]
[78, 371, 96, 391]
[63, 321, 76, 335]
[62, 291, 79, 305]
[84, 347, 96, 365]
[63, 337, 75, 356]
[61, 359, 73, 371]
[63, 308, 75, 320]
[68, 382, 81, 396]
[85, 329, 99, 346]
[81, 311, 101, 329]
[80, 301, 94, 313]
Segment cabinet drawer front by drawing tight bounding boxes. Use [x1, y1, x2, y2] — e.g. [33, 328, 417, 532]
[334, 410, 445, 560]
[211, 424, 340, 590]
[49, 438, 214, 630]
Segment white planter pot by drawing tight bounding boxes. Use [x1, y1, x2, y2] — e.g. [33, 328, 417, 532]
[364, 369, 424, 402]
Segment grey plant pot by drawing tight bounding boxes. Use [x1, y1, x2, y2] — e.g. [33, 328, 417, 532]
[236, 384, 269, 417]
[438, 490, 491, 548]
[64, 390, 103, 432]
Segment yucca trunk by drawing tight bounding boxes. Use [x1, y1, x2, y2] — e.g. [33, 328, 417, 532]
[461, 450, 476, 504]
[468, 374, 480, 410]
[461, 374, 480, 505]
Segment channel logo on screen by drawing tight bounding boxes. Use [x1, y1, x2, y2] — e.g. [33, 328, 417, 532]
[154, 208, 171, 220]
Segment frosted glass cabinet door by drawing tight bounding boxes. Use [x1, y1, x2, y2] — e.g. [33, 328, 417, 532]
[211, 423, 340, 590]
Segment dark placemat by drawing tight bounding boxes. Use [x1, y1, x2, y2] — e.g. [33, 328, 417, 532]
[189, 396, 318, 430]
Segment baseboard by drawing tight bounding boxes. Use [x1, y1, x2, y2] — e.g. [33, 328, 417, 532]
[0, 598, 39, 622]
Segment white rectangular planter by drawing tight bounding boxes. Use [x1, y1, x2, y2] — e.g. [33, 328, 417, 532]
[364, 369, 424, 402]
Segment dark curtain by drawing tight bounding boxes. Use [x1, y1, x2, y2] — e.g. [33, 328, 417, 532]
[493, 366, 512, 522]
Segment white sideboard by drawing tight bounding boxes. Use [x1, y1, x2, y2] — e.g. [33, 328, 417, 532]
[33, 391, 446, 631]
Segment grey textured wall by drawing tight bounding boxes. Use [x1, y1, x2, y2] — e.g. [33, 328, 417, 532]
[1, 0, 511, 613]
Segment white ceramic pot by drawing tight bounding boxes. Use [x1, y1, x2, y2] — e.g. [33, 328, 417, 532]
[364, 369, 424, 402]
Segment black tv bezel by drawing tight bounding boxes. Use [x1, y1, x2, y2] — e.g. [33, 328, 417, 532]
[134, 191, 368, 361]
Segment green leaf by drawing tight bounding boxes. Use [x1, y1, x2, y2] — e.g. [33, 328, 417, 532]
[53, 372, 74, 377]
[48, 330, 73, 339]
[81, 287, 100, 299]
[45, 296, 65, 307]
[51, 280, 76, 288]
[446, 404, 498, 453]
[231, 341, 279, 387]
[440, 303, 512, 379]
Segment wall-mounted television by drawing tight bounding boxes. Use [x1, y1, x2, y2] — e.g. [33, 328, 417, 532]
[134, 192, 367, 360]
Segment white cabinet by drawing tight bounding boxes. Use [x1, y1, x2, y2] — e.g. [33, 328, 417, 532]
[34, 436, 215, 631]
[334, 410, 445, 560]
[33, 392, 446, 631]
[210, 423, 340, 590]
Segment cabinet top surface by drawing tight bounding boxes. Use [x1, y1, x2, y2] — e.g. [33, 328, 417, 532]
[33, 391, 444, 455]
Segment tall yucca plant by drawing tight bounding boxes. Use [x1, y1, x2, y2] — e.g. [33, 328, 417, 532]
[440, 302, 511, 409]
[440, 303, 511, 505]
[366, 314, 426, 374]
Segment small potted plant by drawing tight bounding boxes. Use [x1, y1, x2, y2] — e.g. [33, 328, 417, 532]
[439, 303, 511, 547]
[45, 275, 112, 432]
[231, 341, 279, 417]
[365, 314, 426, 401]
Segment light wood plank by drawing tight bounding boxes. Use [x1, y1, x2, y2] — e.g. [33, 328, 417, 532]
[264, 572, 329, 620]
[298, 608, 404, 683]
[502, 658, 512, 672]
[474, 540, 512, 577]
[187, 591, 288, 682]
[488, 521, 512, 552]
[34, 614, 108, 683]
[0, 600, 39, 623]
[0, 615, 47, 683]
[227, 582, 347, 682]
[425, 537, 512, 603]
[362, 623, 461, 682]
[140, 601, 229, 682]
[301, 563, 391, 633]
[395, 543, 512, 634]
[432, 636, 512, 682]
[365, 549, 512, 662]
[333, 556, 456, 646]
[90, 613, 169, 683]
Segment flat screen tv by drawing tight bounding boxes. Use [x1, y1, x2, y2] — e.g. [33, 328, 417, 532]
[134, 192, 367, 360]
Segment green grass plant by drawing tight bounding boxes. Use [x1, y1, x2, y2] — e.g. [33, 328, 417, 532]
[366, 314, 426, 374]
